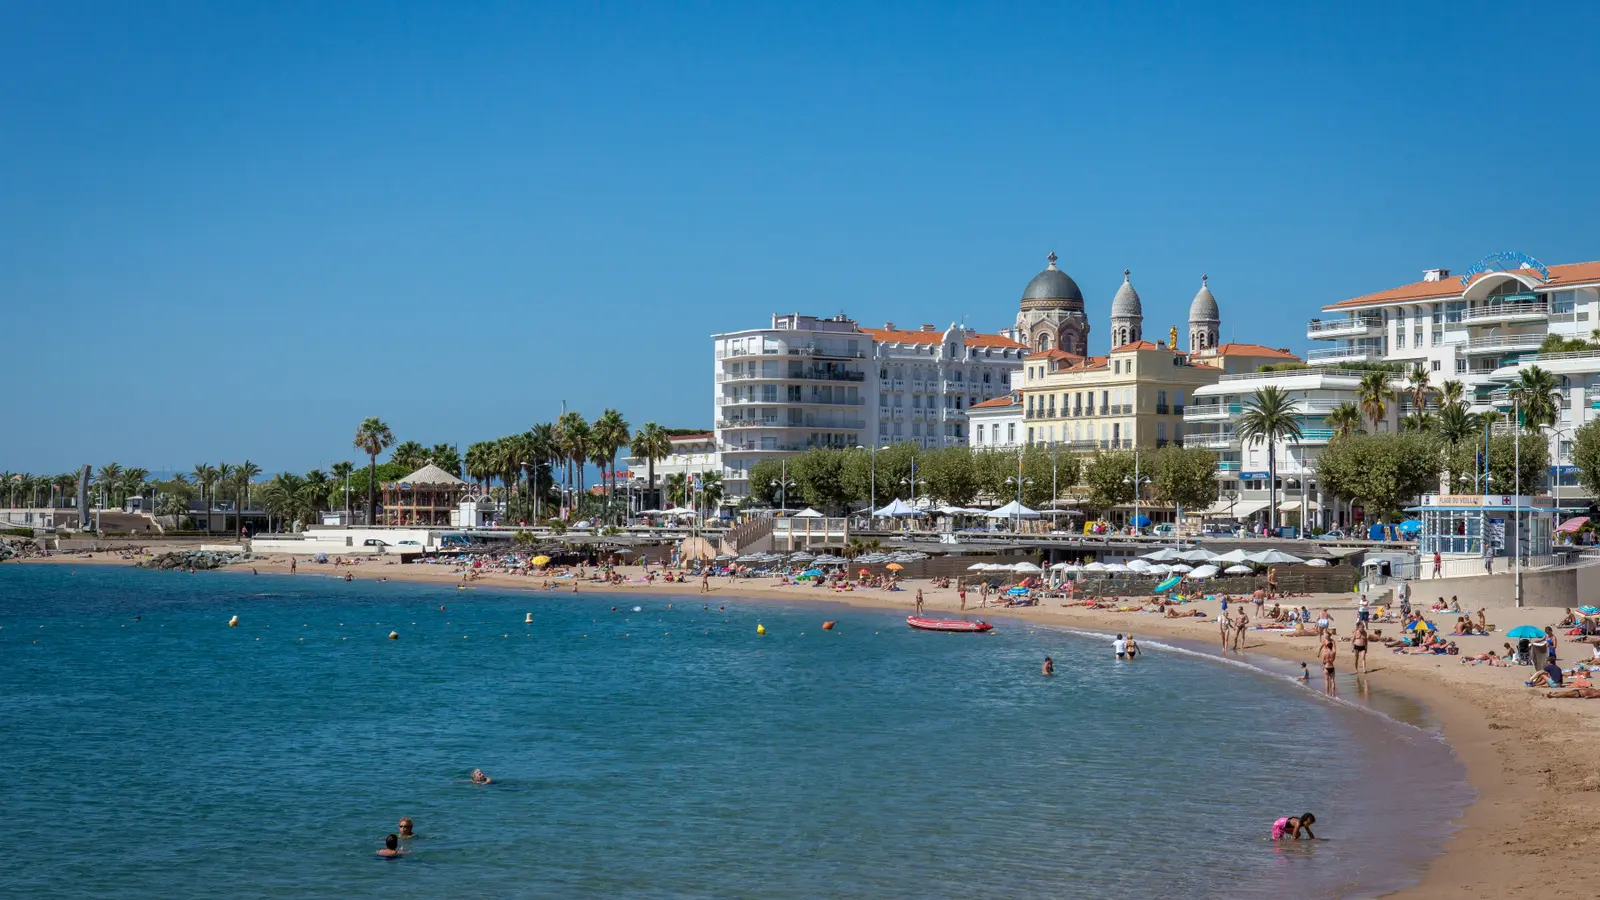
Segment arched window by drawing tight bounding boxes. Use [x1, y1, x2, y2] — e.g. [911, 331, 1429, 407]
[1037, 333, 1051, 352]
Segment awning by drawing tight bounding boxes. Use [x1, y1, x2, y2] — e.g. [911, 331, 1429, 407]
[1557, 516, 1590, 533]
[1198, 498, 1269, 519]
[1278, 500, 1320, 513]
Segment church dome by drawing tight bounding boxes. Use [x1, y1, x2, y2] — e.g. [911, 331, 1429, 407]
[1189, 274, 1219, 322]
[1110, 269, 1142, 317]
[1021, 252, 1084, 305]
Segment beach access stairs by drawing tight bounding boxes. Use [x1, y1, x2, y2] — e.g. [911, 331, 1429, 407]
[719, 517, 774, 556]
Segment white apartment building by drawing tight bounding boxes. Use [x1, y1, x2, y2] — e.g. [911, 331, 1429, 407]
[1309, 255, 1600, 497]
[619, 432, 719, 505]
[713, 314, 1025, 499]
[1187, 368, 1399, 530]
[968, 391, 1023, 450]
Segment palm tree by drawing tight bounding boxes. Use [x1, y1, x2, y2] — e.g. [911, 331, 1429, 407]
[53, 472, 77, 508]
[1400, 412, 1436, 433]
[464, 441, 495, 490]
[1357, 370, 1394, 432]
[1324, 402, 1363, 438]
[1404, 364, 1433, 418]
[231, 461, 261, 535]
[591, 409, 631, 522]
[557, 412, 591, 517]
[1439, 379, 1465, 407]
[428, 443, 463, 477]
[353, 417, 396, 525]
[191, 463, 219, 533]
[96, 463, 123, 508]
[121, 468, 151, 512]
[631, 422, 672, 511]
[1436, 403, 1480, 445]
[664, 472, 689, 508]
[390, 441, 427, 472]
[697, 471, 724, 518]
[330, 461, 354, 522]
[302, 470, 330, 526]
[529, 422, 559, 520]
[215, 463, 235, 532]
[1508, 365, 1561, 431]
[1237, 386, 1304, 533]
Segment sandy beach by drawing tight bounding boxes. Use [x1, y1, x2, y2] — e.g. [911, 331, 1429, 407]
[22, 550, 1600, 897]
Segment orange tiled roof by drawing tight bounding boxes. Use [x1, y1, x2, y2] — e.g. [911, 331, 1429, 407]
[971, 393, 1019, 409]
[1210, 343, 1300, 360]
[860, 327, 1028, 349]
[1324, 260, 1600, 310]
[1110, 340, 1179, 353]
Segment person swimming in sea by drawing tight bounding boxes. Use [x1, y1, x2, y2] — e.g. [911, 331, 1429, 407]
[470, 768, 492, 785]
[377, 833, 405, 858]
[1272, 812, 1316, 840]
[398, 817, 414, 839]
[1042, 656, 1054, 676]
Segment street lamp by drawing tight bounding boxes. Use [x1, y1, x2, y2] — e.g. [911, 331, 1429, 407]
[1123, 474, 1152, 535]
[1005, 473, 1033, 533]
[1543, 423, 1574, 533]
[900, 474, 927, 521]
[855, 444, 890, 517]
[771, 458, 797, 513]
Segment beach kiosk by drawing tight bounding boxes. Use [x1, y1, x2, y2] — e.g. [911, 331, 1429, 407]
[1413, 493, 1554, 570]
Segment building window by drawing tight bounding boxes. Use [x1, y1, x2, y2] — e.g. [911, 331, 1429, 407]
[976, 424, 984, 443]
[1006, 423, 1015, 443]
[1395, 332, 1405, 348]
[1431, 360, 1441, 372]
[1455, 359, 1467, 374]
[1027, 427, 1034, 443]
[912, 423, 921, 436]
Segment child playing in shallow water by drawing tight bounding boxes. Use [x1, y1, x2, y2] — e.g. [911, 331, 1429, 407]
[1272, 812, 1316, 840]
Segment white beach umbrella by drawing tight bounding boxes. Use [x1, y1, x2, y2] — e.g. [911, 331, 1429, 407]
[1104, 563, 1133, 574]
[1213, 548, 1253, 564]
[1224, 564, 1254, 575]
[966, 562, 990, 571]
[1141, 548, 1184, 561]
[1050, 562, 1081, 572]
[1146, 564, 1172, 576]
[1125, 558, 1152, 571]
[1189, 564, 1221, 580]
[1012, 561, 1043, 574]
[1169, 563, 1194, 574]
[1305, 558, 1331, 567]
[1082, 562, 1108, 572]
[1246, 549, 1305, 565]
[1177, 549, 1220, 562]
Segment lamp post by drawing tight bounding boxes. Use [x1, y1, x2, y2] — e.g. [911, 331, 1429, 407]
[1543, 424, 1573, 533]
[900, 473, 927, 532]
[1124, 474, 1152, 535]
[771, 458, 797, 513]
[855, 444, 890, 518]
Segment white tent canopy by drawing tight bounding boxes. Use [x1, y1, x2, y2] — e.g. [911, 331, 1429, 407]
[1188, 564, 1221, 580]
[1247, 549, 1305, 565]
[1177, 549, 1220, 562]
[873, 499, 924, 517]
[986, 501, 1041, 520]
[1141, 548, 1185, 562]
[1212, 548, 1254, 564]
[792, 507, 824, 518]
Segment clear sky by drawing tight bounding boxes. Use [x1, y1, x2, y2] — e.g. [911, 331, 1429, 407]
[3, 1, 1598, 475]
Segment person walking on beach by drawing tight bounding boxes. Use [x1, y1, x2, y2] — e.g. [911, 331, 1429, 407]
[1218, 609, 1231, 650]
[1432, 551, 1442, 578]
[915, 588, 925, 615]
[1232, 608, 1249, 651]
[1352, 623, 1369, 674]
[700, 571, 709, 593]
[980, 583, 989, 608]
[1320, 639, 1337, 691]
[290, 557, 297, 575]
[1266, 566, 1278, 597]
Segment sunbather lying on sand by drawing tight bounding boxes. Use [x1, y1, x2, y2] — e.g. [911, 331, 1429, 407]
[1546, 687, 1600, 699]
[1165, 607, 1205, 618]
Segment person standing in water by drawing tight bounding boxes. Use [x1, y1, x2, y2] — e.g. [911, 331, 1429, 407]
[1124, 634, 1139, 660]
[915, 589, 924, 615]
[1114, 633, 1128, 659]
[1320, 638, 1337, 691]
[1352, 623, 1369, 674]
[1041, 656, 1054, 676]
[377, 833, 404, 858]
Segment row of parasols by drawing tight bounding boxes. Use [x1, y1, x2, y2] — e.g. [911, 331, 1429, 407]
[968, 547, 1328, 580]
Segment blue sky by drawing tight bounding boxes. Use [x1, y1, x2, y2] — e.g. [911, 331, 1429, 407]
[3, 1, 1598, 474]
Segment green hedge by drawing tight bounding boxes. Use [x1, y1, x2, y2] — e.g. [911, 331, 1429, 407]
[1, 527, 35, 538]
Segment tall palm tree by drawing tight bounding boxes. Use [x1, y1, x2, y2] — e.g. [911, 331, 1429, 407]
[557, 412, 591, 517]
[1508, 365, 1561, 431]
[121, 468, 151, 512]
[330, 461, 354, 522]
[353, 418, 396, 526]
[232, 461, 261, 535]
[631, 422, 673, 511]
[215, 463, 235, 532]
[302, 470, 330, 525]
[191, 463, 218, 533]
[591, 409, 631, 521]
[1237, 386, 1304, 533]
[529, 422, 559, 520]
[96, 463, 123, 508]
[464, 441, 495, 490]
[1400, 412, 1436, 433]
[1357, 370, 1394, 432]
[390, 441, 427, 472]
[1404, 364, 1433, 417]
[697, 471, 724, 518]
[1436, 403, 1480, 445]
[1325, 402, 1363, 438]
[664, 472, 689, 508]
[428, 443, 463, 477]
[53, 472, 77, 509]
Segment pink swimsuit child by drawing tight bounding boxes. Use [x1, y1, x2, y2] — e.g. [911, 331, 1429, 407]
[1272, 817, 1291, 840]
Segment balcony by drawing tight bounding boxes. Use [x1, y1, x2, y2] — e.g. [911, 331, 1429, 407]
[1186, 431, 1238, 449]
[718, 418, 780, 429]
[1307, 346, 1378, 365]
[1306, 315, 1384, 340]
[1184, 402, 1240, 421]
[1461, 300, 1548, 324]
[1155, 404, 1170, 415]
[1293, 399, 1347, 416]
[1296, 429, 1337, 445]
[1217, 460, 1242, 472]
[1461, 333, 1546, 355]
[787, 345, 866, 359]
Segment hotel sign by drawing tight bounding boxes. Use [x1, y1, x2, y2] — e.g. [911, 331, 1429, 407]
[1423, 494, 1514, 507]
[1459, 251, 1550, 286]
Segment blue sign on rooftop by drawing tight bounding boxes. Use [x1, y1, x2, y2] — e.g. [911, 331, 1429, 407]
[1459, 251, 1550, 286]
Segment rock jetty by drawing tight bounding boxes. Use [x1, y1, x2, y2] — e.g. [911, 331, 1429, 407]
[137, 550, 253, 570]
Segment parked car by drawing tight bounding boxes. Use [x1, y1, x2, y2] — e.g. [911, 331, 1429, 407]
[395, 540, 422, 548]
[362, 538, 389, 547]
[1201, 524, 1235, 538]
[1152, 523, 1176, 536]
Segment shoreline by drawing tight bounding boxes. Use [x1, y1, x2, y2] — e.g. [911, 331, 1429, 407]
[17, 553, 1600, 897]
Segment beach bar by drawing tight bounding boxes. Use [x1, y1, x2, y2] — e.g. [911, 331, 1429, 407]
[380, 464, 469, 526]
[1413, 493, 1554, 567]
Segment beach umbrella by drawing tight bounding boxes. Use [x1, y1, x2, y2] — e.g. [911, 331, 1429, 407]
[1007, 586, 1030, 595]
[1126, 558, 1152, 571]
[1131, 514, 1151, 527]
[314, 552, 329, 563]
[1104, 563, 1133, 574]
[1224, 564, 1253, 574]
[1213, 549, 1253, 564]
[1050, 562, 1081, 572]
[1397, 519, 1423, 535]
[1083, 562, 1108, 572]
[1579, 606, 1600, 617]
[1246, 549, 1305, 565]
[1146, 564, 1171, 576]
[1177, 549, 1219, 562]
[1305, 558, 1330, 567]
[1169, 563, 1194, 573]
[1506, 625, 1546, 639]
[1189, 564, 1221, 580]
[885, 563, 904, 571]
[531, 555, 551, 566]
[967, 562, 990, 571]
[801, 568, 824, 577]
[1012, 561, 1043, 573]
[1141, 548, 1184, 562]
[858, 568, 871, 575]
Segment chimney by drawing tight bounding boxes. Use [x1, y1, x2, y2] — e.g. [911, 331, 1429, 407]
[921, 324, 936, 331]
[1423, 268, 1450, 282]
[884, 322, 895, 331]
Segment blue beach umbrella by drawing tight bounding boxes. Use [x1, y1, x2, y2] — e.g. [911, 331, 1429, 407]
[1398, 520, 1423, 535]
[1131, 515, 1151, 527]
[1579, 606, 1600, 617]
[801, 568, 824, 577]
[1007, 586, 1029, 595]
[1506, 625, 1546, 639]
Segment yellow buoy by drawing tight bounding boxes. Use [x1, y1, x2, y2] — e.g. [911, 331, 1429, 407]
[756, 624, 766, 635]
[388, 631, 399, 640]
[228, 615, 239, 627]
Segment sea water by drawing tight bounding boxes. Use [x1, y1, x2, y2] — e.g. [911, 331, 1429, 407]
[0, 565, 1469, 899]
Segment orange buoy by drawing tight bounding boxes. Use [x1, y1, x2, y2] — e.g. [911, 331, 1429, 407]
[822, 621, 836, 630]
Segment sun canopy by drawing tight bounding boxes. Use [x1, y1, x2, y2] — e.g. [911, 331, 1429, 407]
[1305, 558, 1330, 567]
[1212, 548, 1253, 564]
[1012, 561, 1043, 573]
[1223, 564, 1253, 574]
[986, 501, 1041, 520]
[792, 507, 824, 518]
[1246, 549, 1305, 565]
[1188, 564, 1221, 580]
[873, 498, 924, 517]
[1557, 516, 1590, 534]
[1177, 549, 1219, 562]
[1141, 548, 1185, 562]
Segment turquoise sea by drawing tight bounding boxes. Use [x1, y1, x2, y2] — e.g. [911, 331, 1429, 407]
[1, 565, 1470, 899]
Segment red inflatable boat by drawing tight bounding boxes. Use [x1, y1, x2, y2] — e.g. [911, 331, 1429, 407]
[906, 616, 993, 633]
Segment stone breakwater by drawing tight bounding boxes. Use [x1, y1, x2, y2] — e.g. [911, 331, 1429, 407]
[0, 536, 44, 562]
[137, 550, 254, 570]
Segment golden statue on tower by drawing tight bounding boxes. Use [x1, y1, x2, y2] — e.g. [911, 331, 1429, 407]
[1169, 325, 1179, 349]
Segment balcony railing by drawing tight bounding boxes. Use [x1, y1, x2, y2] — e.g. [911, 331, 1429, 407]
[787, 346, 866, 359]
[1155, 404, 1170, 414]
[1462, 334, 1546, 354]
[1184, 403, 1240, 420]
[1186, 432, 1238, 449]
[1306, 346, 1379, 363]
[1461, 301, 1549, 324]
[1305, 315, 1383, 338]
